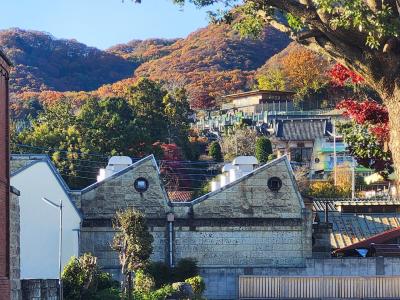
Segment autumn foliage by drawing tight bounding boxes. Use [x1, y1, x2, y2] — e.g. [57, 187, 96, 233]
[329, 63, 364, 87]
[337, 99, 389, 142]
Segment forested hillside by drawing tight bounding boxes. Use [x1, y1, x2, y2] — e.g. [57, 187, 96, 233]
[0, 28, 137, 93]
[107, 38, 180, 63]
[2, 23, 290, 110]
[134, 25, 290, 108]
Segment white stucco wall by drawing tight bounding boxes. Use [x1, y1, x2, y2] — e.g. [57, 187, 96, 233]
[11, 161, 81, 279]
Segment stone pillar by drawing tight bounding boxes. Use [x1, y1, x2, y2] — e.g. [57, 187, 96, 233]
[9, 188, 20, 300]
[312, 222, 333, 258]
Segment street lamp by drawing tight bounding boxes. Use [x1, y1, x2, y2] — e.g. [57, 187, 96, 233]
[42, 197, 63, 300]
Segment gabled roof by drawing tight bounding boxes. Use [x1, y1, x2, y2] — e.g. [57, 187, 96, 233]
[275, 119, 331, 141]
[334, 226, 400, 254]
[173, 155, 303, 210]
[80, 155, 171, 203]
[10, 154, 81, 217]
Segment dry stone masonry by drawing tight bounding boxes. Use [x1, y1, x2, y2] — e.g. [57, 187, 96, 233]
[75, 155, 312, 281]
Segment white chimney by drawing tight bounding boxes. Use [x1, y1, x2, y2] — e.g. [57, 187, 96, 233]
[97, 156, 133, 182]
[232, 156, 258, 176]
[220, 163, 235, 187]
[211, 180, 221, 192]
[229, 168, 243, 182]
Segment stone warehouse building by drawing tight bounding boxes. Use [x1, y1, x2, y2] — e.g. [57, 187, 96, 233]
[73, 155, 313, 298]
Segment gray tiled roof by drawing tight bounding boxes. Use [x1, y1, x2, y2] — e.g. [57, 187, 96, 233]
[276, 119, 329, 141]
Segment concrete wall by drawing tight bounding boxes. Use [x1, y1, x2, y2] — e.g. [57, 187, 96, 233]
[202, 257, 400, 299]
[11, 162, 81, 279]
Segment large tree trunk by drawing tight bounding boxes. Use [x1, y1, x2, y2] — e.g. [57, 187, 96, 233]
[384, 87, 400, 194]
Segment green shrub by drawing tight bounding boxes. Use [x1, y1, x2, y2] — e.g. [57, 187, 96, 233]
[133, 284, 175, 300]
[145, 262, 171, 288]
[185, 276, 205, 298]
[135, 270, 155, 293]
[209, 141, 223, 162]
[174, 258, 199, 282]
[97, 272, 119, 290]
[62, 253, 118, 300]
[94, 288, 121, 300]
[255, 137, 273, 164]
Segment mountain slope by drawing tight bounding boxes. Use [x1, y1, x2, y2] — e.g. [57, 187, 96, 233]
[0, 28, 137, 93]
[133, 24, 290, 108]
[107, 38, 180, 63]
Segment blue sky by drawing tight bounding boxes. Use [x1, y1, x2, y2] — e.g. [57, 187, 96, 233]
[0, 0, 218, 49]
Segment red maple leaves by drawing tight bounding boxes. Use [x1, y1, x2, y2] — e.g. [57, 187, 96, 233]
[337, 99, 389, 142]
[329, 63, 364, 87]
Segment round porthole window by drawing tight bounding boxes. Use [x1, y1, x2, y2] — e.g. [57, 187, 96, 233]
[134, 177, 149, 193]
[267, 177, 282, 192]
[315, 157, 320, 163]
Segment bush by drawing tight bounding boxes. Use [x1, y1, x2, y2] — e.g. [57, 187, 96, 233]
[185, 276, 205, 299]
[133, 284, 175, 300]
[145, 262, 171, 289]
[135, 270, 155, 293]
[209, 141, 223, 162]
[308, 181, 350, 198]
[255, 137, 273, 164]
[62, 253, 118, 300]
[97, 272, 119, 291]
[174, 258, 199, 282]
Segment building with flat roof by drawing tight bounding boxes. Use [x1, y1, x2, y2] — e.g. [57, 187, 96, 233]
[221, 90, 296, 114]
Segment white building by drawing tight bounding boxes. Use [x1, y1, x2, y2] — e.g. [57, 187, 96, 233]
[10, 154, 81, 279]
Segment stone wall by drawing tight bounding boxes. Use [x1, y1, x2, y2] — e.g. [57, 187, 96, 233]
[80, 226, 167, 279]
[78, 156, 313, 279]
[10, 189, 20, 300]
[202, 257, 400, 299]
[21, 280, 58, 300]
[78, 156, 170, 219]
[171, 157, 312, 267]
[173, 220, 310, 267]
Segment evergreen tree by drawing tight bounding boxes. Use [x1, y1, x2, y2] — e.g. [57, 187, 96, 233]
[255, 137, 272, 165]
[209, 141, 223, 162]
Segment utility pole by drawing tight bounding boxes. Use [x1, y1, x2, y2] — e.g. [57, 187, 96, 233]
[352, 157, 356, 200]
[42, 198, 63, 300]
[333, 120, 337, 186]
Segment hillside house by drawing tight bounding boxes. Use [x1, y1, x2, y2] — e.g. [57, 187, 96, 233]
[10, 155, 81, 279]
[271, 118, 333, 167]
[221, 90, 296, 114]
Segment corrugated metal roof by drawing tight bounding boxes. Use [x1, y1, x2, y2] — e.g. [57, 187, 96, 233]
[334, 226, 400, 254]
[316, 211, 400, 249]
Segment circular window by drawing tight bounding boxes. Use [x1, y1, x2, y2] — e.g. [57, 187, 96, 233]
[134, 177, 149, 193]
[315, 157, 320, 163]
[267, 177, 282, 192]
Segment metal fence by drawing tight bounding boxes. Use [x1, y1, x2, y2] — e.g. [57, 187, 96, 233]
[239, 276, 400, 299]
